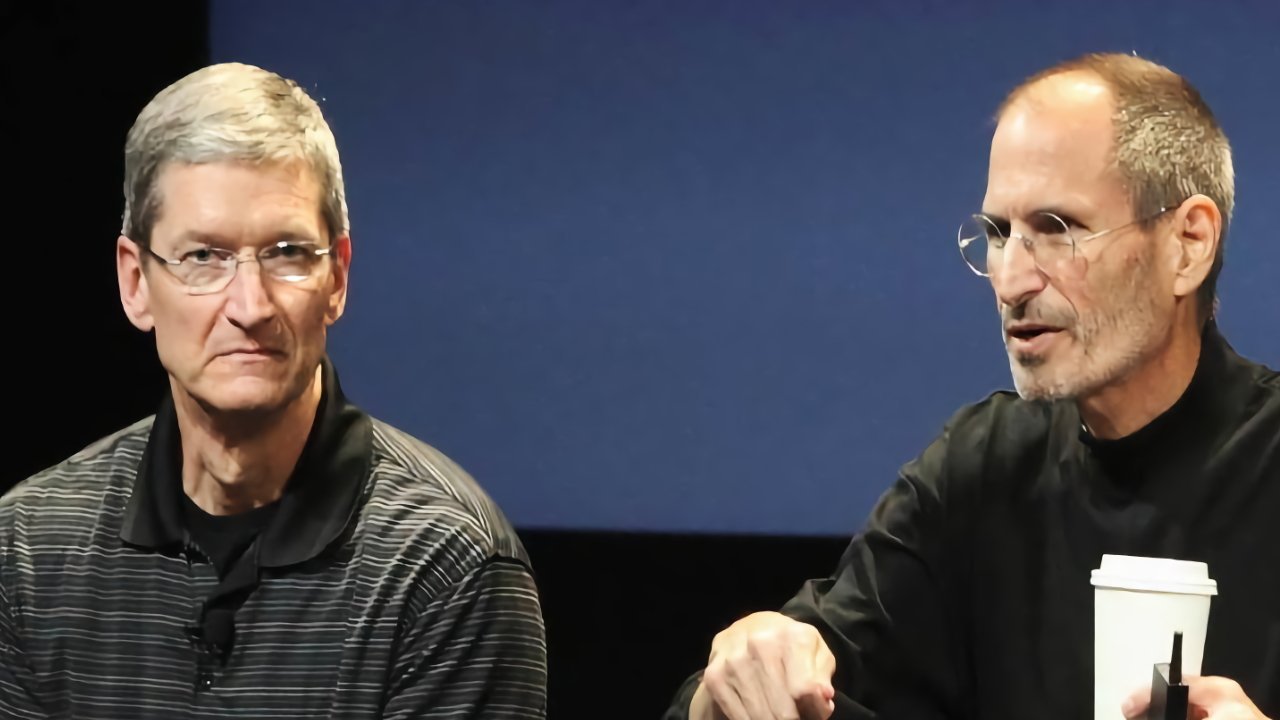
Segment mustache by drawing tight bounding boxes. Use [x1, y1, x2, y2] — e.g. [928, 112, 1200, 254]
[1001, 300, 1076, 331]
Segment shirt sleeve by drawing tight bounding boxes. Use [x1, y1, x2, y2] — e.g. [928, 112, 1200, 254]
[381, 556, 548, 719]
[779, 444, 971, 719]
[664, 415, 976, 720]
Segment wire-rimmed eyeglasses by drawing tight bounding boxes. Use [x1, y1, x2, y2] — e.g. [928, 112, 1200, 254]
[957, 205, 1178, 277]
[146, 240, 332, 295]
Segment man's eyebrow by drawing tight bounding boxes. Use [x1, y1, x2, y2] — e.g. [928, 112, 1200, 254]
[171, 230, 226, 246]
[169, 230, 325, 247]
[978, 207, 1086, 229]
[1028, 206, 1085, 225]
[269, 230, 324, 245]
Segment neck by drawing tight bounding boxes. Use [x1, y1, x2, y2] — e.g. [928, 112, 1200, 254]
[172, 365, 323, 515]
[1077, 317, 1204, 440]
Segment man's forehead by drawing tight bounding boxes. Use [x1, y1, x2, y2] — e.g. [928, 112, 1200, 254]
[984, 76, 1122, 213]
[156, 158, 320, 187]
[150, 160, 327, 239]
[153, 160, 326, 217]
[995, 80, 1114, 150]
[1018, 71, 1113, 108]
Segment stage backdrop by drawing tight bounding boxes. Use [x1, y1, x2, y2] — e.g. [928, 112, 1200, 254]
[211, 0, 1279, 535]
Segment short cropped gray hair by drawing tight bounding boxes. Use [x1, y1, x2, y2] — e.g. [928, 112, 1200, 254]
[122, 62, 348, 246]
[1000, 53, 1234, 322]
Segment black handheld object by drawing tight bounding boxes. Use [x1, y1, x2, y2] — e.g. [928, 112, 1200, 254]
[1147, 631, 1189, 720]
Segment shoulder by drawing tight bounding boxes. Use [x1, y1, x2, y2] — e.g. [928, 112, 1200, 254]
[1225, 344, 1279, 449]
[1, 417, 152, 532]
[1247, 357, 1279, 419]
[898, 389, 1070, 504]
[920, 389, 1062, 466]
[1242, 352, 1278, 396]
[354, 419, 531, 590]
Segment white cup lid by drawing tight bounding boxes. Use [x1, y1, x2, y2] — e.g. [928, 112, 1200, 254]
[1090, 554, 1218, 596]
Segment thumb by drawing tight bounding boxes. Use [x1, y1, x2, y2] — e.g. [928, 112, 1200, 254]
[1121, 685, 1150, 719]
[814, 641, 837, 695]
[797, 693, 836, 720]
[800, 643, 837, 720]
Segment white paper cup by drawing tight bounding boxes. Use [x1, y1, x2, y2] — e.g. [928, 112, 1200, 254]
[1092, 554, 1217, 720]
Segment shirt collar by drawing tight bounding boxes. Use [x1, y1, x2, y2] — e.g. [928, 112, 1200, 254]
[120, 357, 373, 568]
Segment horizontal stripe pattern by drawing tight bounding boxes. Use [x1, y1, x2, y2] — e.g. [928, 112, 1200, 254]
[1, 418, 547, 718]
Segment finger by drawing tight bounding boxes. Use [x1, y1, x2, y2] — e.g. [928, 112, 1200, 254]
[1121, 685, 1151, 719]
[795, 692, 835, 720]
[813, 639, 837, 695]
[703, 667, 754, 720]
[781, 631, 829, 701]
[783, 628, 836, 720]
[753, 636, 802, 720]
[1202, 706, 1260, 720]
[1187, 676, 1261, 717]
[725, 653, 779, 720]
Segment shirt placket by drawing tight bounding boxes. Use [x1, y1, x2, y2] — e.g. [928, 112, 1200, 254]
[180, 539, 225, 696]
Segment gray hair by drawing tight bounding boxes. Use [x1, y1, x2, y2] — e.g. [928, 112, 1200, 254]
[1000, 52, 1234, 322]
[122, 62, 348, 246]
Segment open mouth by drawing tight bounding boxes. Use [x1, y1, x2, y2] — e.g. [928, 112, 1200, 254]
[1008, 325, 1059, 341]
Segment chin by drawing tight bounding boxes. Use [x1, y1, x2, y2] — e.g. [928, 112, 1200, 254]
[1009, 350, 1083, 401]
[201, 390, 291, 416]
[1012, 371, 1079, 401]
[1009, 353, 1123, 402]
[188, 376, 301, 416]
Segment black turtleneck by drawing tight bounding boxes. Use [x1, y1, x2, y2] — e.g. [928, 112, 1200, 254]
[667, 323, 1279, 720]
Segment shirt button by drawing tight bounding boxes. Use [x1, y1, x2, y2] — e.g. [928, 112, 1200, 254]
[198, 673, 214, 690]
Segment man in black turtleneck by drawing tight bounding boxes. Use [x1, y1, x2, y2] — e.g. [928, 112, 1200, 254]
[665, 53, 1279, 720]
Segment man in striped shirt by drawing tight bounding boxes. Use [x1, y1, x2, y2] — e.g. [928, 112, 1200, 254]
[0, 62, 547, 719]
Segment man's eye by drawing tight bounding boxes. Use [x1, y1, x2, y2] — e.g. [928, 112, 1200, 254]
[183, 248, 216, 264]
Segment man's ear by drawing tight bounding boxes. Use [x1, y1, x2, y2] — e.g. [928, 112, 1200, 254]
[117, 235, 155, 332]
[1168, 194, 1221, 302]
[325, 234, 352, 326]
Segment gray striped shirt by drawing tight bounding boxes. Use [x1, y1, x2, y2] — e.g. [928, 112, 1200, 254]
[0, 361, 547, 719]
